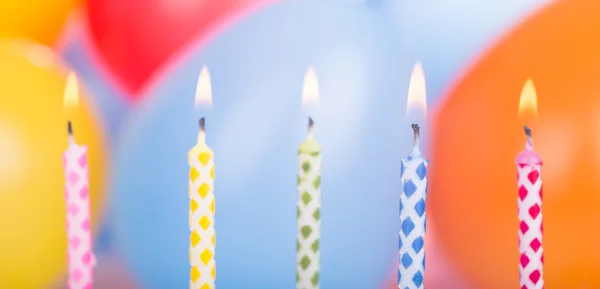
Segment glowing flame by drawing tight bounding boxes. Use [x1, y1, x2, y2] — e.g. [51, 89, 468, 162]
[195, 65, 212, 108]
[518, 78, 538, 119]
[63, 71, 79, 111]
[406, 62, 427, 119]
[302, 66, 319, 108]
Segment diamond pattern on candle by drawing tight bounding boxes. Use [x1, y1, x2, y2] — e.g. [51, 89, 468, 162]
[403, 180, 417, 197]
[191, 266, 200, 282]
[79, 186, 89, 198]
[415, 163, 427, 180]
[297, 147, 321, 289]
[399, 155, 428, 289]
[198, 183, 210, 198]
[64, 142, 94, 289]
[412, 271, 423, 287]
[312, 208, 320, 221]
[529, 204, 540, 219]
[520, 254, 530, 267]
[189, 146, 215, 289]
[401, 253, 413, 269]
[200, 216, 210, 230]
[414, 199, 425, 217]
[412, 237, 424, 252]
[82, 252, 92, 265]
[401, 218, 415, 236]
[68, 203, 80, 216]
[517, 161, 543, 289]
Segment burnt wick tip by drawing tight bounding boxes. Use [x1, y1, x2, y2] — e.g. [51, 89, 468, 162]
[199, 117, 206, 132]
[411, 123, 420, 136]
[67, 121, 73, 135]
[524, 125, 532, 138]
[308, 117, 314, 130]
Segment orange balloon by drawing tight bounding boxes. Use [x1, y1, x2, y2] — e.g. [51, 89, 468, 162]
[429, 0, 600, 288]
[0, 0, 80, 45]
[0, 42, 106, 288]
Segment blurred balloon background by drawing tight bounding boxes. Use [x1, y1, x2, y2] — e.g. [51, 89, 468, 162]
[0, 42, 106, 288]
[3, 0, 596, 288]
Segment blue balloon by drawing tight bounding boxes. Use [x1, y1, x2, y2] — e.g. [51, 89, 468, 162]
[110, 0, 540, 288]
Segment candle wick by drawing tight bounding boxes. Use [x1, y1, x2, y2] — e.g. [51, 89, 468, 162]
[198, 117, 206, 143]
[67, 121, 76, 144]
[67, 121, 73, 136]
[411, 123, 420, 147]
[307, 117, 314, 139]
[524, 125, 533, 148]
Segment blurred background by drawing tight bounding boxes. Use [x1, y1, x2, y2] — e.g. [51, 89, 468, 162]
[2, 0, 600, 288]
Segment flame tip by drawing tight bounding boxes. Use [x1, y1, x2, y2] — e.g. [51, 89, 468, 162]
[406, 62, 427, 118]
[518, 77, 538, 118]
[62, 71, 80, 110]
[195, 65, 213, 108]
[302, 65, 320, 107]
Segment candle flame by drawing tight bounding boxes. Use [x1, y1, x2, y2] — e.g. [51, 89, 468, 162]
[195, 65, 212, 108]
[406, 62, 427, 119]
[302, 66, 319, 108]
[62, 71, 79, 111]
[518, 78, 538, 120]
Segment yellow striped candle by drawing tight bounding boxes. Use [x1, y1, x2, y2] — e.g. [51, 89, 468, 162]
[189, 117, 216, 289]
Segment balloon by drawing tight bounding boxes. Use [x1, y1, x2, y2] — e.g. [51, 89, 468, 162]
[429, 0, 600, 287]
[85, 0, 273, 99]
[110, 1, 421, 288]
[0, 42, 107, 288]
[0, 0, 79, 45]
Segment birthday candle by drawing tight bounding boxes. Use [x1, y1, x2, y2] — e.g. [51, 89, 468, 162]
[63, 121, 95, 289]
[517, 126, 543, 289]
[297, 117, 321, 289]
[189, 118, 216, 289]
[398, 124, 428, 289]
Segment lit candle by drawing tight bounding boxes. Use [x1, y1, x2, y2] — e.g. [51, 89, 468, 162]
[189, 66, 215, 289]
[297, 66, 321, 289]
[517, 79, 543, 289]
[62, 72, 96, 289]
[399, 63, 428, 289]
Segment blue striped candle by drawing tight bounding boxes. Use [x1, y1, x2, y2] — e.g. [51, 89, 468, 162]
[398, 124, 428, 289]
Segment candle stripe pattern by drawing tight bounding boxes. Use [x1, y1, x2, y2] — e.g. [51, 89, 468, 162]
[398, 155, 428, 289]
[189, 148, 216, 289]
[297, 149, 321, 289]
[63, 144, 95, 289]
[517, 162, 543, 289]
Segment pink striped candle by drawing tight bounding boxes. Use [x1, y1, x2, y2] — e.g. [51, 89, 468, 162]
[516, 125, 544, 289]
[63, 121, 95, 289]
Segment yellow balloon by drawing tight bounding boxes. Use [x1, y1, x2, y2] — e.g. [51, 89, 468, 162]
[0, 0, 79, 45]
[0, 43, 106, 288]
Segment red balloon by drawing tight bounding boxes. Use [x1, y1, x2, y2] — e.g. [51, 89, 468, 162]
[429, 0, 600, 288]
[85, 0, 273, 100]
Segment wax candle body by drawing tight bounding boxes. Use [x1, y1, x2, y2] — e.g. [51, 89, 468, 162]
[297, 134, 321, 289]
[189, 131, 216, 289]
[63, 135, 95, 289]
[398, 138, 428, 289]
[517, 138, 543, 289]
